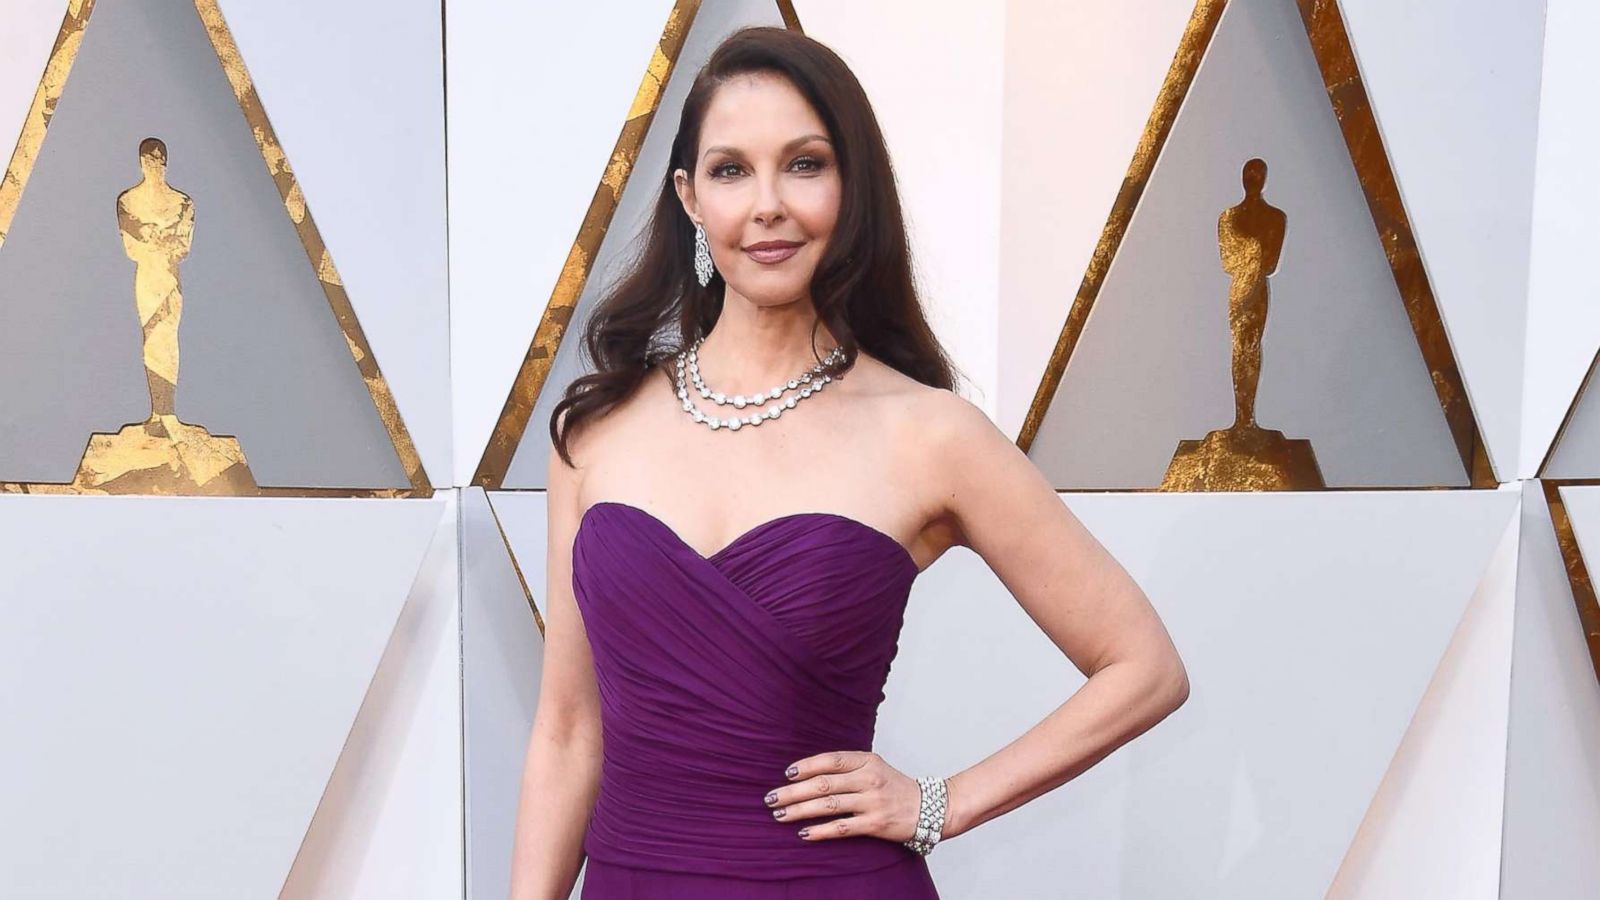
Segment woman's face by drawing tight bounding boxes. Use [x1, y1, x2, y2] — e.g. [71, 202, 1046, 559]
[675, 71, 841, 307]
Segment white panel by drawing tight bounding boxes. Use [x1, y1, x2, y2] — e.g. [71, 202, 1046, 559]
[447, 0, 674, 487]
[0, 1, 62, 159]
[280, 493, 462, 899]
[874, 489, 1516, 898]
[1326, 498, 1519, 899]
[461, 489, 552, 900]
[1521, 0, 1600, 477]
[997, 0, 1198, 436]
[1342, 0, 1546, 481]
[221, 0, 452, 487]
[1500, 483, 1600, 898]
[0, 494, 445, 898]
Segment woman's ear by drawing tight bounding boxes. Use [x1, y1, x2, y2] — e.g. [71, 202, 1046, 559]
[673, 168, 699, 225]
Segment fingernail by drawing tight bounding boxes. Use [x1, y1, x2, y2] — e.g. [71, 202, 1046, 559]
[772, 808, 786, 819]
[797, 828, 810, 839]
[785, 765, 798, 778]
[764, 792, 778, 806]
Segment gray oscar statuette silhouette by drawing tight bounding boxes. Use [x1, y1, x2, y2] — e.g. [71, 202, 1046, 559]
[1162, 158, 1324, 491]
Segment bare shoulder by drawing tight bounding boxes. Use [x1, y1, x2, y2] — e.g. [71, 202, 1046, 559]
[870, 364, 1052, 555]
[904, 385, 1017, 505]
[837, 352, 994, 456]
[547, 405, 587, 522]
[911, 384, 1000, 448]
[874, 369, 1000, 456]
[845, 355, 1014, 542]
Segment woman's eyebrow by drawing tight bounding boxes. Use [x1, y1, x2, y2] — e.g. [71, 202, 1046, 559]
[701, 133, 831, 161]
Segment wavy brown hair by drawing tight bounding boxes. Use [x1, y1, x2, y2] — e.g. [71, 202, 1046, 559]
[550, 25, 962, 467]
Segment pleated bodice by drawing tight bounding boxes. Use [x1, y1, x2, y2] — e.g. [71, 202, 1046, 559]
[571, 500, 923, 880]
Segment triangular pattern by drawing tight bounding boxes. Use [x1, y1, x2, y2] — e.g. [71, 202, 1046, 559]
[460, 487, 548, 899]
[1534, 318, 1600, 689]
[1500, 481, 1600, 897]
[0, 494, 445, 897]
[1538, 344, 1600, 480]
[0, 0, 429, 496]
[279, 494, 460, 899]
[1018, 0, 1493, 491]
[1325, 510, 1518, 898]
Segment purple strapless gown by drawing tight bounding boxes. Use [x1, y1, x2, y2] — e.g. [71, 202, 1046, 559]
[571, 500, 940, 899]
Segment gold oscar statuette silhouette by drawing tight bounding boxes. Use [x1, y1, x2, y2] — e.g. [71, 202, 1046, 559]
[67, 137, 258, 494]
[1161, 158, 1324, 491]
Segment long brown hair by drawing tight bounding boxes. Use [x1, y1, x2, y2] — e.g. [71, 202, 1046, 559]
[550, 25, 961, 467]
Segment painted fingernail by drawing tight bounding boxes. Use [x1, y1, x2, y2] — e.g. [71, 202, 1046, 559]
[764, 792, 778, 805]
[797, 828, 810, 839]
[772, 808, 786, 819]
[786, 765, 799, 778]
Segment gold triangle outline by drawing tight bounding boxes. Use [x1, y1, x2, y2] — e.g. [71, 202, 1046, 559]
[1541, 479, 1600, 687]
[1534, 343, 1600, 479]
[470, 0, 804, 491]
[481, 488, 546, 636]
[1015, 0, 1496, 491]
[0, 0, 433, 498]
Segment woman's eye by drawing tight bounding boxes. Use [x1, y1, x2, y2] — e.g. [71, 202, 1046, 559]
[709, 157, 825, 178]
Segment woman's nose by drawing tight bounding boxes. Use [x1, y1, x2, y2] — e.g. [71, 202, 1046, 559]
[751, 175, 785, 224]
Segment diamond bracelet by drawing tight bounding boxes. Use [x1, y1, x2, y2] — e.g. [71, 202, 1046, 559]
[902, 775, 950, 856]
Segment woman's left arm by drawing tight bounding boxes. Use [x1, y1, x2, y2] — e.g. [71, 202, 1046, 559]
[925, 390, 1190, 841]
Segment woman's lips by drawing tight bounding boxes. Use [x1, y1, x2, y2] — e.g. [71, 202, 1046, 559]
[744, 244, 801, 264]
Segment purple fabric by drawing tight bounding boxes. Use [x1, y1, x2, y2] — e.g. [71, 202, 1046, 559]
[572, 501, 938, 898]
[581, 854, 940, 899]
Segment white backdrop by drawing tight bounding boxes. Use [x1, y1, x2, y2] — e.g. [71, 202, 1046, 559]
[1, 0, 1596, 897]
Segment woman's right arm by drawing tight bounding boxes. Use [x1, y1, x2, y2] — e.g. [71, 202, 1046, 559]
[507, 436, 603, 900]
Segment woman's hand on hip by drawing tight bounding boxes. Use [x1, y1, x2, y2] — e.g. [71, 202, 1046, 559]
[763, 750, 931, 845]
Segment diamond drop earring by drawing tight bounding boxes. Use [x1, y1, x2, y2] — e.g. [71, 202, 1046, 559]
[693, 222, 716, 287]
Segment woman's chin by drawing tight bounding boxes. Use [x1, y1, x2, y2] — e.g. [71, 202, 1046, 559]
[724, 278, 813, 308]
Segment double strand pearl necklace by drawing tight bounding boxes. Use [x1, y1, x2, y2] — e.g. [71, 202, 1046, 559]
[672, 336, 844, 432]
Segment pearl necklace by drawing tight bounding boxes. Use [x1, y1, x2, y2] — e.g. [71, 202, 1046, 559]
[673, 336, 844, 432]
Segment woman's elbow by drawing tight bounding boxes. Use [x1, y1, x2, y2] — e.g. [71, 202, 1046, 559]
[1159, 656, 1190, 714]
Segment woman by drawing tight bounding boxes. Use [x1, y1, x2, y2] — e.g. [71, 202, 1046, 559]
[510, 25, 1189, 900]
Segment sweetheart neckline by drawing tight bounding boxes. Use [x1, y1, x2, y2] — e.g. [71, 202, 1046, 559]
[580, 500, 922, 575]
